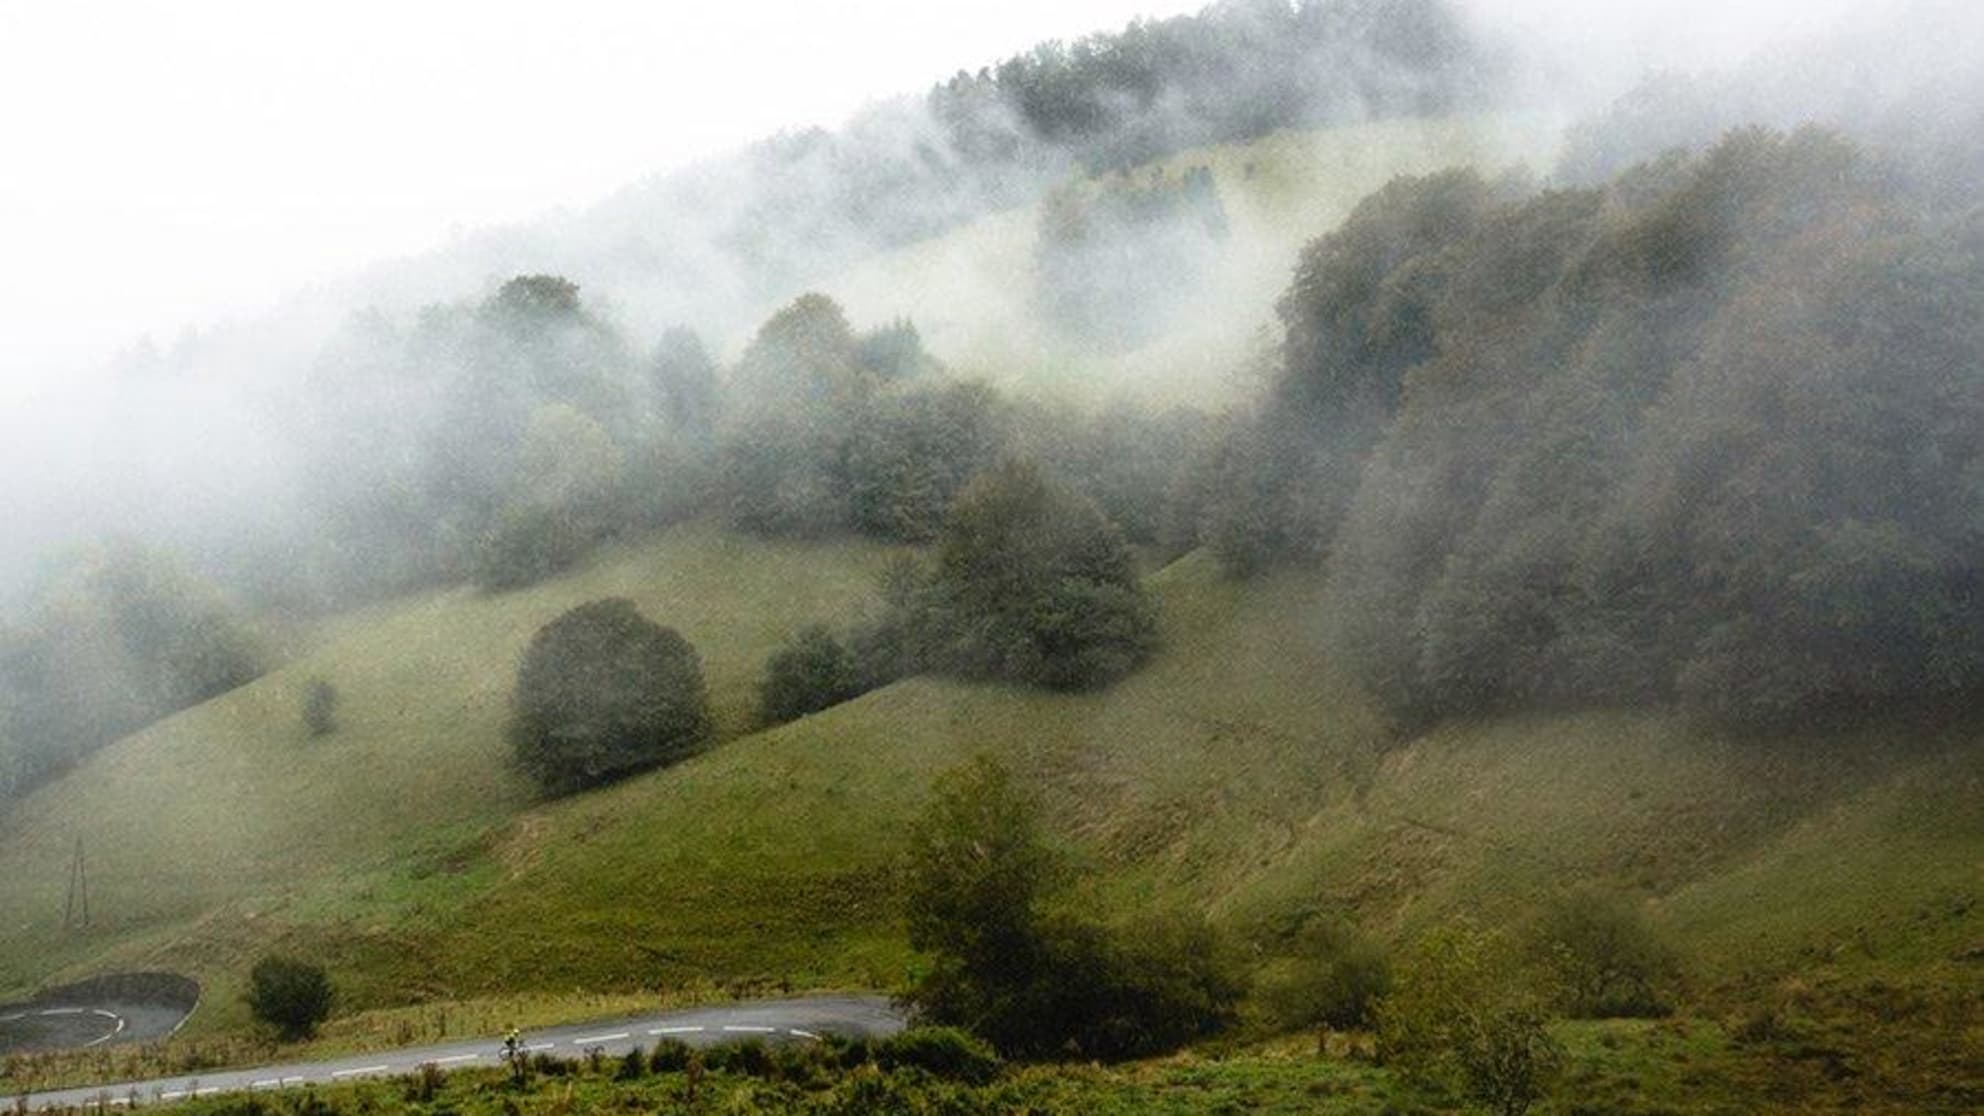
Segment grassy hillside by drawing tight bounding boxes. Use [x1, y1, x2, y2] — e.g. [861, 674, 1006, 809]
[0, 524, 1976, 1105]
[0, 525, 897, 1010]
[5, 528, 1977, 1015]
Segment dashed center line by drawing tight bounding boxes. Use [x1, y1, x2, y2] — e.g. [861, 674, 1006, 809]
[571, 1032, 629, 1044]
[788, 1029, 822, 1041]
[523, 1041, 556, 1052]
[721, 1025, 776, 1034]
[650, 1025, 704, 1035]
[431, 1053, 480, 1065]
[331, 1065, 390, 1079]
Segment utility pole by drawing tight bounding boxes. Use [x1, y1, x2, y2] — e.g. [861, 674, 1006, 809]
[63, 834, 89, 932]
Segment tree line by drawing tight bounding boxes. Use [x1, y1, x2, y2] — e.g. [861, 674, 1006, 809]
[1193, 125, 1984, 731]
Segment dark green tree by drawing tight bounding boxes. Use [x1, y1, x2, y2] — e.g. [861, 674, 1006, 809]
[928, 461, 1156, 689]
[510, 599, 711, 795]
[302, 678, 339, 738]
[759, 626, 865, 725]
[246, 956, 335, 1040]
[904, 756, 1240, 1060]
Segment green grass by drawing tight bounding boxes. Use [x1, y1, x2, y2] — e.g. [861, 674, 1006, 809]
[0, 524, 898, 1011]
[0, 531, 1975, 1107]
[3, 531, 1977, 1026]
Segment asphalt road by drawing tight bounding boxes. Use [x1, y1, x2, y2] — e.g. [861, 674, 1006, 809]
[0, 1002, 192, 1055]
[2, 995, 905, 1111]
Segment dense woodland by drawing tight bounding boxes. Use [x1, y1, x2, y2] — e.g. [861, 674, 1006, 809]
[1205, 125, 1984, 729]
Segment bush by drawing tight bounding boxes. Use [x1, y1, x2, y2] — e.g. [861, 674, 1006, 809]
[1261, 918, 1392, 1031]
[509, 599, 712, 796]
[472, 504, 597, 591]
[1078, 909, 1246, 1059]
[245, 956, 335, 1040]
[902, 755, 1240, 1060]
[869, 1027, 1002, 1084]
[1528, 890, 1680, 1018]
[648, 1038, 693, 1073]
[301, 678, 339, 737]
[1376, 923, 1563, 1116]
[759, 626, 866, 725]
[615, 1047, 647, 1080]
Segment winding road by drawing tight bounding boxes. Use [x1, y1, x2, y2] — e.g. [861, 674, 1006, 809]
[2, 995, 905, 1112]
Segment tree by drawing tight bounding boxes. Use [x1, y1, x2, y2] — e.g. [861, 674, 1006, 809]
[1529, 890, 1680, 1018]
[510, 599, 711, 796]
[759, 626, 865, 726]
[1377, 923, 1564, 1116]
[730, 292, 861, 408]
[928, 461, 1156, 689]
[246, 956, 335, 1040]
[649, 327, 720, 440]
[302, 678, 339, 737]
[1261, 918, 1393, 1032]
[903, 756, 1239, 1060]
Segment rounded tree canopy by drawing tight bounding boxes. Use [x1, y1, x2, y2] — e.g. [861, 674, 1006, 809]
[510, 598, 711, 795]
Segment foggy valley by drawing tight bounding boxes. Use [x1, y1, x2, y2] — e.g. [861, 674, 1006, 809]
[1, 2, 1979, 1112]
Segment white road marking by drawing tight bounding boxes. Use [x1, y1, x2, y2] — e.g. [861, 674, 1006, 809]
[160, 1092, 185, 1101]
[41, 1008, 84, 1016]
[650, 1025, 704, 1035]
[721, 1025, 776, 1034]
[331, 1065, 390, 1078]
[431, 1053, 479, 1065]
[82, 1012, 128, 1048]
[282, 1077, 307, 1086]
[523, 1042, 555, 1052]
[194, 1088, 222, 1097]
[788, 1029, 821, 1041]
[252, 1080, 281, 1089]
[0, 1013, 19, 1022]
[571, 1032, 629, 1044]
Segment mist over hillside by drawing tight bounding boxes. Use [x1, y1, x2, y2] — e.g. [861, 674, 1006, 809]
[0, 3, 1980, 1112]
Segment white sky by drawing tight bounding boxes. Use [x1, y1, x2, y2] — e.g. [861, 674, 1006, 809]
[0, 0, 1879, 396]
[0, 0, 1212, 394]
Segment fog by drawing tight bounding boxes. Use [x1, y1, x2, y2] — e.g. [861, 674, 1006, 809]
[0, 0, 1977, 701]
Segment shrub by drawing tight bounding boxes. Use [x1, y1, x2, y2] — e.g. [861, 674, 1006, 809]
[472, 504, 596, 591]
[869, 1027, 1002, 1084]
[648, 1038, 693, 1073]
[615, 1047, 646, 1080]
[1528, 890, 1680, 1018]
[759, 626, 865, 725]
[1376, 923, 1563, 1116]
[245, 956, 334, 1040]
[1077, 909, 1246, 1059]
[509, 599, 712, 796]
[1261, 918, 1392, 1031]
[302, 678, 339, 737]
[902, 755, 1240, 1060]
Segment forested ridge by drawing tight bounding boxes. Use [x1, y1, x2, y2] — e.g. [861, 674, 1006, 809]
[1205, 125, 1984, 730]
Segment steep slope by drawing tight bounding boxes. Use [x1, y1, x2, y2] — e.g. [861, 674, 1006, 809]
[0, 525, 896, 1009]
[0, 527, 1974, 1056]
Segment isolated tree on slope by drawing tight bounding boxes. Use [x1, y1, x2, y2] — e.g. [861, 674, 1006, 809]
[510, 599, 711, 795]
